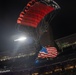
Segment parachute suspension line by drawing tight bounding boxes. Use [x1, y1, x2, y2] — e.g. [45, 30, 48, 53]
[14, 22, 21, 33]
[36, 20, 49, 49]
[35, 18, 49, 43]
[48, 10, 60, 24]
[48, 12, 55, 24]
[33, 19, 46, 53]
[33, 28, 42, 58]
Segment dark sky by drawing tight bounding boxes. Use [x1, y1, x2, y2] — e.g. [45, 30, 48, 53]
[0, 0, 76, 52]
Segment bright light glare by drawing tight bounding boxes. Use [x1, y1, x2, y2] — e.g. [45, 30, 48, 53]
[14, 36, 27, 42]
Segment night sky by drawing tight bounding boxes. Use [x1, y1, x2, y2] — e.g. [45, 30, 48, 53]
[0, 0, 76, 52]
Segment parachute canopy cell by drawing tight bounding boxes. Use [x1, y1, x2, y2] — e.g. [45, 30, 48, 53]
[17, 0, 55, 28]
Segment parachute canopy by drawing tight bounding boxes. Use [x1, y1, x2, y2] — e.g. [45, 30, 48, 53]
[17, 0, 59, 28]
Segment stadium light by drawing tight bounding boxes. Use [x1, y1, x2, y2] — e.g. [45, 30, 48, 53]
[14, 36, 27, 42]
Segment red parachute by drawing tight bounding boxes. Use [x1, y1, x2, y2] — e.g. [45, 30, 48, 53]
[17, 0, 60, 28]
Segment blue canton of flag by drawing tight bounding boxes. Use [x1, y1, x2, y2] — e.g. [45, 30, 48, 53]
[38, 46, 48, 58]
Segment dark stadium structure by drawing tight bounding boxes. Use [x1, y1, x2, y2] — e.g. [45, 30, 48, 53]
[0, 51, 76, 75]
[55, 33, 76, 55]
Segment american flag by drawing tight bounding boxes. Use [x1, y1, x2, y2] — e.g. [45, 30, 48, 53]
[38, 46, 58, 58]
